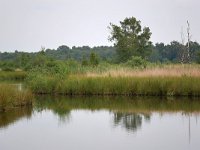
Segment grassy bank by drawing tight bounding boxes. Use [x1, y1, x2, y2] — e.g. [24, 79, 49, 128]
[0, 84, 33, 112]
[24, 64, 200, 97]
[0, 71, 27, 80]
[27, 75, 200, 97]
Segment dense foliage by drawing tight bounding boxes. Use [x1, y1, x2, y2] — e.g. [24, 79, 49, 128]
[150, 41, 200, 63]
[109, 17, 152, 62]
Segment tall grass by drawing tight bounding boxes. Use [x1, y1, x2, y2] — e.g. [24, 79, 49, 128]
[0, 84, 33, 112]
[27, 75, 200, 97]
[85, 64, 200, 77]
[25, 64, 200, 97]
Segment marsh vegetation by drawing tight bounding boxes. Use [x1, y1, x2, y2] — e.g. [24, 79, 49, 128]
[0, 84, 33, 112]
[1, 17, 200, 113]
[24, 63, 200, 97]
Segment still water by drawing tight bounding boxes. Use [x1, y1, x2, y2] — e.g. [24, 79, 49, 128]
[0, 96, 200, 150]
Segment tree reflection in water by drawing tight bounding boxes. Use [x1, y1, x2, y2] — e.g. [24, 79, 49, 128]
[113, 112, 151, 132]
[2, 95, 200, 130]
[34, 96, 71, 124]
[52, 107, 71, 124]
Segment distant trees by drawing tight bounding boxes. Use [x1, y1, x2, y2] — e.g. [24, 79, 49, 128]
[109, 17, 152, 62]
[44, 46, 115, 61]
[164, 41, 182, 62]
[81, 52, 99, 67]
[32, 49, 48, 67]
[1, 41, 200, 71]
[150, 41, 200, 63]
[81, 55, 89, 66]
[150, 41, 184, 63]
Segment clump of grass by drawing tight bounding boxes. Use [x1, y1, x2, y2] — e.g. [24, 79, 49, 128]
[0, 84, 33, 112]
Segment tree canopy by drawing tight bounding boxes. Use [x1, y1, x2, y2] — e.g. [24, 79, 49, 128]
[109, 17, 152, 62]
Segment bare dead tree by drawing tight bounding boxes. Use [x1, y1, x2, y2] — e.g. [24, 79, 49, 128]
[180, 21, 192, 63]
[187, 20, 191, 63]
[180, 27, 186, 63]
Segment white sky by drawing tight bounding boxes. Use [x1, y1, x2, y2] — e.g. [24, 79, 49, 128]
[0, 0, 199, 52]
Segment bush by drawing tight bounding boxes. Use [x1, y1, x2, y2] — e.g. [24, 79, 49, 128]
[90, 52, 99, 67]
[81, 58, 89, 66]
[126, 56, 147, 68]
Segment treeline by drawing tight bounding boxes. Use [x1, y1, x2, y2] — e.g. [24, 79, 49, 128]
[0, 46, 115, 70]
[1, 41, 200, 63]
[0, 46, 116, 61]
[150, 41, 200, 63]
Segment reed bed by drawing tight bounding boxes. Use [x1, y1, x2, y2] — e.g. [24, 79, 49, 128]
[27, 75, 200, 97]
[0, 84, 33, 112]
[26, 64, 200, 96]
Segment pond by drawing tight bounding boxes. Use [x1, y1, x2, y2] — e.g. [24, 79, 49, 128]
[0, 96, 200, 150]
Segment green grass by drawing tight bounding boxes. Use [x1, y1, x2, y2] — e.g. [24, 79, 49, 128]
[27, 75, 200, 97]
[0, 84, 33, 112]
[0, 71, 27, 80]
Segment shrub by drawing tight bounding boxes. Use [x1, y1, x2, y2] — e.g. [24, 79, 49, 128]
[90, 52, 99, 67]
[126, 56, 147, 68]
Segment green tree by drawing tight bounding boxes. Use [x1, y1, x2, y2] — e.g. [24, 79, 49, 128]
[109, 17, 152, 62]
[19, 53, 31, 68]
[32, 48, 48, 67]
[196, 51, 200, 64]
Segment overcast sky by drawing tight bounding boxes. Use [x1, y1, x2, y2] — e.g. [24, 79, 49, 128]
[0, 0, 199, 52]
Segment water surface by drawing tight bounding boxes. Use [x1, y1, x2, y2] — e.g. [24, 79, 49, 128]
[0, 96, 200, 150]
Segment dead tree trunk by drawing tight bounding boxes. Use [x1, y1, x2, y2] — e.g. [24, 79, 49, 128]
[180, 21, 191, 63]
[187, 20, 191, 63]
[180, 27, 186, 63]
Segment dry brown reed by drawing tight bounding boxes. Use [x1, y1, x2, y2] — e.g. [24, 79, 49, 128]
[85, 64, 200, 77]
